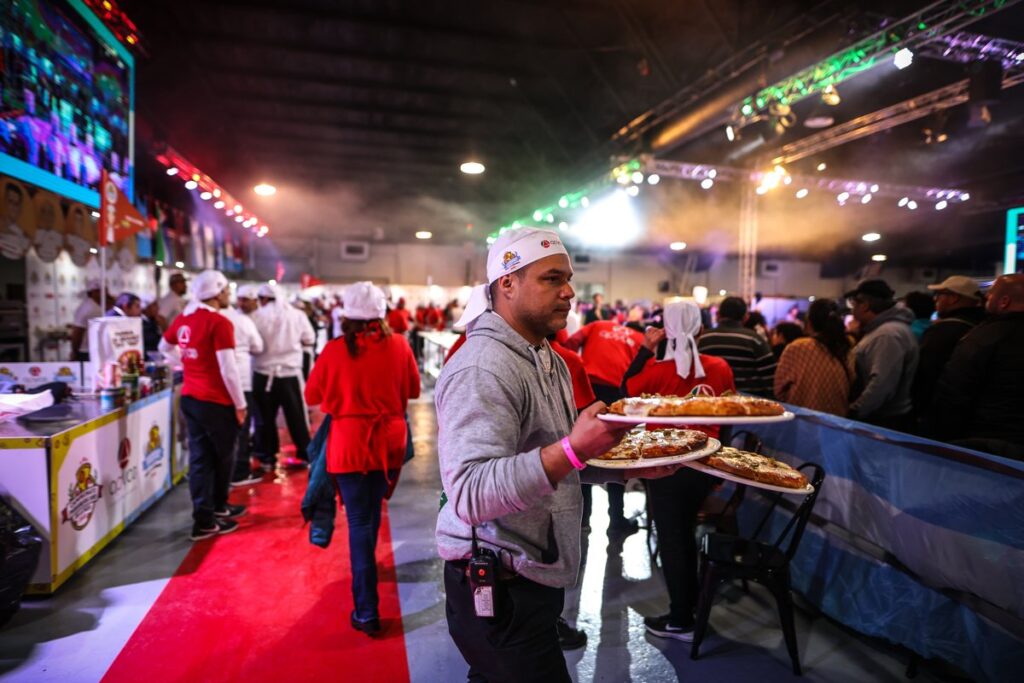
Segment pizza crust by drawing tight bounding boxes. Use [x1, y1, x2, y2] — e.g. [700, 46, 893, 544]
[608, 393, 784, 417]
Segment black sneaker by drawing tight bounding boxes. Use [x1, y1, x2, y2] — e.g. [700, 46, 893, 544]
[556, 617, 587, 650]
[215, 504, 247, 518]
[214, 517, 239, 535]
[608, 518, 639, 538]
[189, 522, 219, 541]
[350, 610, 381, 636]
[644, 614, 695, 642]
[230, 473, 262, 488]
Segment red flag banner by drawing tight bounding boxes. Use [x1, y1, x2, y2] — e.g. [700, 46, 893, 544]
[100, 170, 147, 246]
[300, 273, 324, 289]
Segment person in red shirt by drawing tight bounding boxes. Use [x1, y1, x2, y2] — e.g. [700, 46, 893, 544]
[619, 300, 735, 643]
[386, 297, 411, 335]
[304, 281, 421, 636]
[159, 270, 248, 541]
[563, 319, 645, 534]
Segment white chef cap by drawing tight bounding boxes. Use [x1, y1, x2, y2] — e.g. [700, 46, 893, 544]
[343, 281, 387, 321]
[192, 269, 229, 301]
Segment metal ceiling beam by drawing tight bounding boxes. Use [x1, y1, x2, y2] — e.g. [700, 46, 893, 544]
[230, 114, 520, 142]
[216, 92, 496, 123]
[771, 66, 1024, 166]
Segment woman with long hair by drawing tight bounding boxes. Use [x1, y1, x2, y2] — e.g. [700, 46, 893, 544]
[304, 281, 420, 636]
[774, 298, 853, 415]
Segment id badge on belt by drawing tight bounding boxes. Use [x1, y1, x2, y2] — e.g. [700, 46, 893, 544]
[469, 549, 498, 618]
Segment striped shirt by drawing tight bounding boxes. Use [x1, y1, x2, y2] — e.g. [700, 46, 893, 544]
[697, 320, 776, 397]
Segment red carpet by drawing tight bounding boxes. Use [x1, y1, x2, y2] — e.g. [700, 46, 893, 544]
[101, 453, 410, 683]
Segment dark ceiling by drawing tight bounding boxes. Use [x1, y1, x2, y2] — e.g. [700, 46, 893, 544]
[122, 0, 1024, 270]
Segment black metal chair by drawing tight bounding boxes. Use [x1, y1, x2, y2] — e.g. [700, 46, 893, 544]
[690, 462, 826, 676]
[695, 430, 763, 536]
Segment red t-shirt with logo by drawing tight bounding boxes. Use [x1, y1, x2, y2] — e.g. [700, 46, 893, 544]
[163, 307, 236, 406]
[624, 354, 736, 438]
[568, 321, 645, 388]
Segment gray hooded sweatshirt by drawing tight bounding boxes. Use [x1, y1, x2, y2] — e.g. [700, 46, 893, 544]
[435, 311, 621, 588]
[850, 305, 919, 419]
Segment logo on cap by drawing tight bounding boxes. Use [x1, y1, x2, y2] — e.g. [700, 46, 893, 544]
[502, 251, 521, 270]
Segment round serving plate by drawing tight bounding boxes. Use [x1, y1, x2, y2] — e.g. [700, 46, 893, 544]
[587, 438, 721, 470]
[597, 411, 796, 426]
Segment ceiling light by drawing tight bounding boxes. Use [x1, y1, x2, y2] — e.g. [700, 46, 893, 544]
[804, 112, 835, 128]
[580, 197, 589, 208]
[213, 189, 221, 198]
[898, 197, 909, 207]
[808, 296, 816, 302]
[269, 279, 277, 286]
[872, 254, 887, 262]
[558, 221, 568, 231]
[166, 167, 179, 176]
[837, 192, 850, 202]
[708, 169, 718, 179]
[631, 171, 644, 184]
[907, 200, 918, 210]
[670, 241, 687, 251]
[460, 161, 485, 175]
[817, 162, 827, 172]
[558, 197, 569, 208]
[175, 261, 185, 268]
[200, 191, 212, 200]
[726, 125, 736, 142]
[647, 174, 660, 185]
[214, 200, 225, 209]
[626, 185, 640, 197]
[235, 215, 244, 222]
[822, 84, 841, 106]
[573, 190, 641, 248]
[861, 194, 873, 204]
[253, 183, 277, 196]
[894, 47, 914, 70]
[719, 289, 727, 296]
[700, 178, 714, 190]
[755, 185, 769, 195]
[862, 232, 881, 242]
[234, 204, 243, 213]
[90, 210, 100, 218]
[89, 247, 98, 254]
[795, 188, 809, 199]
[155, 260, 164, 267]
[960, 192, 970, 201]
[184, 180, 198, 190]
[936, 200, 948, 210]
[533, 210, 544, 221]
[415, 231, 432, 239]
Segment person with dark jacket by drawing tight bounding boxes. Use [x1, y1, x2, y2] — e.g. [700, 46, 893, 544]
[846, 279, 919, 430]
[931, 274, 1024, 459]
[913, 276, 985, 430]
[697, 296, 776, 397]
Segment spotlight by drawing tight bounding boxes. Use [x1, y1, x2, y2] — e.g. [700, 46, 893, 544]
[670, 241, 687, 251]
[460, 161, 485, 175]
[700, 178, 714, 190]
[907, 200, 918, 210]
[821, 84, 841, 106]
[898, 197, 909, 207]
[817, 162, 827, 172]
[719, 289, 727, 296]
[253, 183, 277, 196]
[795, 188, 809, 199]
[936, 200, 948, 210]
[960, 193, 970, 201]
[184, 180, 198, 190]
[647, 174, 660, 185]
[415, 231, 432, 239]
[756, 186, 769, 195]
[871, 254, 887, 262]
[214, 200, 225, 209]
[558, 221, 568, 231]
[89, 247, 98, 254]
[894, 47, 914, 70]
[166, 167, 179, 176]
[558, 197, 569, 208]
[861, 194, 872, 204]
[90, 211, 100, 218]
[626, 185, 640, 197]
[175, 261, 185, 268]
[235, 215, 244, 222]
[533, 210, 544, 221]
[862, 232, 881, 242]
[580, 197, 590, 208]
[707, 169, 717, 179]
[726, 125, 736, 142]
[156, 260, 164, 267]
[870, 184, 880, 193]
[837, 192, 850, 202]
[269, 279, 277, 286]
[234, 204, 243, 213]
[200, 191, 212, 200]
[545, 213, 555, 223]
[631, 171, 644, 184]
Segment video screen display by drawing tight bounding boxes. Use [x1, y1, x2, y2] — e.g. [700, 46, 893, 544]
[0, 0, 134, 206]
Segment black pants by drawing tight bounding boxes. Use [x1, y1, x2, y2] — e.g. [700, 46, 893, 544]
[181, 396, 239, 526]
[647, 468, 715, 622]
[444, 562, 570, 683]
[252, 373, 310, 462]
[231, 391, 258, 480]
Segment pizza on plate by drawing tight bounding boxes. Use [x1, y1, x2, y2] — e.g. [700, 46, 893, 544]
[607, 393, 784, 417]
[595, 428, 709, 461]
[699, 446, 808, 489]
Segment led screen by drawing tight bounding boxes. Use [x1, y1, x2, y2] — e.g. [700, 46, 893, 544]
[0, 0, 134, 207]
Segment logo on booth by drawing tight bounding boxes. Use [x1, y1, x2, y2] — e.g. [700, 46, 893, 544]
[62, 459, 103, 531]
[29, 366, 41, 377]
[143, 423, 165, 475]
[118, 437, 131, 469]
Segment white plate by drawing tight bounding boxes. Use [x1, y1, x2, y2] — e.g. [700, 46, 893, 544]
[684, 460, 815, 495]
[587, 438, 721, 470]
[597, 411, 796, 426]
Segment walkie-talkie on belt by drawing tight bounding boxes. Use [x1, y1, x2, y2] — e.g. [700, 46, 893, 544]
[469, 527, 498, 618]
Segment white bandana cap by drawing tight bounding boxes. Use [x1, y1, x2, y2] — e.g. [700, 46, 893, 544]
[343, 281, 387, 321]
[236, 284, 259, 300]
[662, 299, 706, 380]
[455, 228, 570, 329]
[193, 269, 229, 301]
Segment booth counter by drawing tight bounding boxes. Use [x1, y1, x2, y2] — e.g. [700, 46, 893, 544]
[0, 388, 174, 594]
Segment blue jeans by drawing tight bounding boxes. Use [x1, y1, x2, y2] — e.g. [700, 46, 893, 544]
[334, 470, 397, 621]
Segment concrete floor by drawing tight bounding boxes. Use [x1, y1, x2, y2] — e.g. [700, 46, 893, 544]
[0, 395, 964, 682]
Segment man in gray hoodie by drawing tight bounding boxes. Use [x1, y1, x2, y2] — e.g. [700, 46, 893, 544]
[436, 227, 679, 682]
[846, 279, 919, 431]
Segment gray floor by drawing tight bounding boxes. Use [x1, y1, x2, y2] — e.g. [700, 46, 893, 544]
[0, 395, 963, 682]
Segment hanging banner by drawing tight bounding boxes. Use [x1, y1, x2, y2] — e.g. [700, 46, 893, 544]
[301, 273, 324, 289]
[32, 190, 65, 263]
[99, 170, 146, 247]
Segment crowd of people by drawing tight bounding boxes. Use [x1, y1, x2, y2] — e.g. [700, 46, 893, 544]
[65, 236, 1023, 679]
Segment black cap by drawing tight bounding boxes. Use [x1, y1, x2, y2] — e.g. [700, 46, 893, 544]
[844, 279, 894, 301]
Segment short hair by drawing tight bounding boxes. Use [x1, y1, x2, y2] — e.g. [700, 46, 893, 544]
[718, 296, 747, 321]
[862, 294, 895, 314]
[114, 292, 140, 310]
[903, 291, 935, 320]
[5, 184, 23, 199]
[773, 321, 805, 345]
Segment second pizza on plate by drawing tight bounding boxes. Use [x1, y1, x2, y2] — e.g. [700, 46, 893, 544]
[595, 427, 710, 462]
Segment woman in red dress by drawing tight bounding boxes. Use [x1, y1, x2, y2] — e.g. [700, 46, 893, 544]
[305, 282, 421, 636]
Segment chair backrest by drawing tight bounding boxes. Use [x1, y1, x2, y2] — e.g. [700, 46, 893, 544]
[748, 462, 826, 562]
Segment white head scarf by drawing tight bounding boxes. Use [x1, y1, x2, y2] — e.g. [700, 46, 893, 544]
[183, 269, 228, 315]
[662, 300, 705, 380]
[236, 284, 259, 300]
[343, 281, 387, 320]
[455, 228, 570, 329]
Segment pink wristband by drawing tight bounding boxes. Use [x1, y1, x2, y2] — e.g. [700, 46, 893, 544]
[561, 437, 586, 470]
